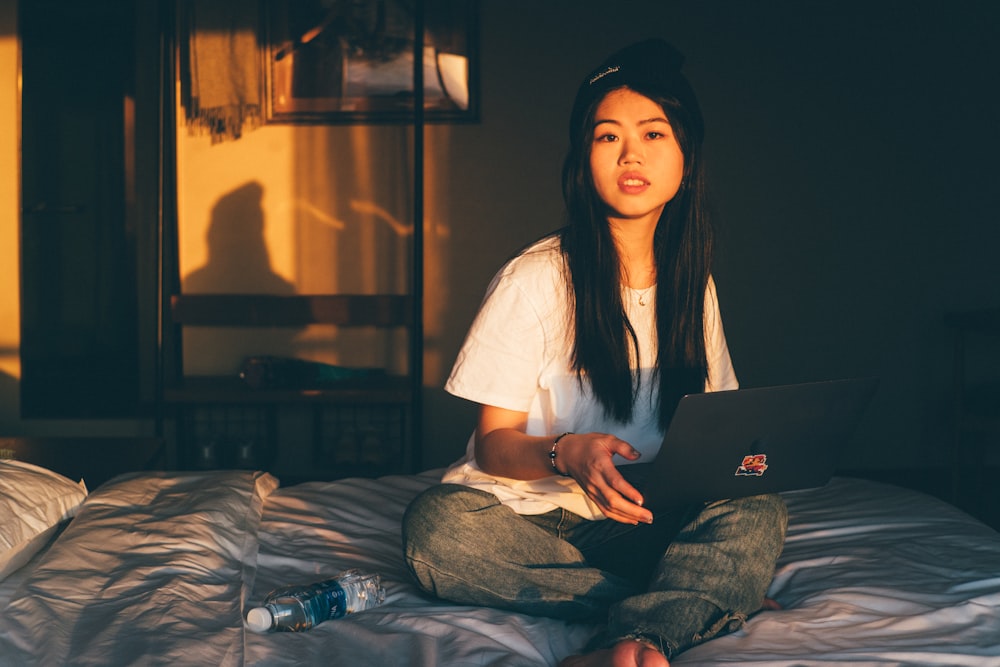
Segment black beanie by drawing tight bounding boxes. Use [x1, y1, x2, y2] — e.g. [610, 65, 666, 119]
[569, 38, 704, 145]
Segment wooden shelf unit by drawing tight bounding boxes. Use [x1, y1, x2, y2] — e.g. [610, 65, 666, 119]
[162, 294, 418, 480]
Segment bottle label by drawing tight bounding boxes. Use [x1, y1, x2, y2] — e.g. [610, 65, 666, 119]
[267, 582, 344, 631]
[324, 583, 348, 618]
[259, 571, 383, 631]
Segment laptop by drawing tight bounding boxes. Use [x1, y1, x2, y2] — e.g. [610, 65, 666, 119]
[630, 377, 879, 509]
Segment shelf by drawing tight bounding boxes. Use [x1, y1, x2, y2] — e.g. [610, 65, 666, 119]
[163, 374, 412, 405]
[170, 294, 412, 328]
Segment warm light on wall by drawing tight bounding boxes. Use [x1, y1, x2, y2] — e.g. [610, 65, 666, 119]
[0, 28, 22, 382]
[175, 116, 451, 381]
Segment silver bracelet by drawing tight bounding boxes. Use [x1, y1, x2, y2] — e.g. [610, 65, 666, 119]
[549, 432, 573, 477]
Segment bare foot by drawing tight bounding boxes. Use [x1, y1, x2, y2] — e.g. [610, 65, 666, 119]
[559, 638, 669, 667]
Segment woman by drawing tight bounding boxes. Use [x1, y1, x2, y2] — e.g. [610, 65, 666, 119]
[402, 39, 787, 667]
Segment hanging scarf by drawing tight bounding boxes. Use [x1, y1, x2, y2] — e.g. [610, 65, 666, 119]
[181, 0, 261, 142]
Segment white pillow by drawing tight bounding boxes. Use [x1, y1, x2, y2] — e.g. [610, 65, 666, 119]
[0, 460, 88, 581]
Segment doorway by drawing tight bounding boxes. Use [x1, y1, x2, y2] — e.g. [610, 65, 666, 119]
[18, 0, 146, 418]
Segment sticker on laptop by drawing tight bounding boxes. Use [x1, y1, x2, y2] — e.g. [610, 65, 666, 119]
[735, 454, 768, 477]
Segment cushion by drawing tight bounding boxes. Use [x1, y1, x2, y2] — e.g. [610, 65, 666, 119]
[0, 460, 88, 581]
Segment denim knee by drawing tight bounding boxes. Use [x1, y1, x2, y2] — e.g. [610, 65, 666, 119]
[697, 492, 789, 599]
[400, 484, 496, 595]
[728, 492, 788, 559]
[605, 493, 789, 657]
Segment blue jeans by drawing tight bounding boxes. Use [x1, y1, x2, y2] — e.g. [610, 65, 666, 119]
[401, 482, 787, 659]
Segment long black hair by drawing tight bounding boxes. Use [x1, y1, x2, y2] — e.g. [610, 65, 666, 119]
[560, 83, 713, 430]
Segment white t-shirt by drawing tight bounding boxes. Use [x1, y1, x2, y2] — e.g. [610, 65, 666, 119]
[443, 235, 738, 519]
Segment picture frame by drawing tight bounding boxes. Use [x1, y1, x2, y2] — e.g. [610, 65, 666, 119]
[261, 0, 478, 124]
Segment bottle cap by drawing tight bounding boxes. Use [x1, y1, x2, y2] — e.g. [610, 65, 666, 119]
[246, 607, 274, 633]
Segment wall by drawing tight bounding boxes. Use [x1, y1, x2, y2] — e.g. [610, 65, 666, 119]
[428, 0, 1000, 469]
[3, 1, 999, 472]
[175, 125, 417, 377]
[0, 0, 18, 426]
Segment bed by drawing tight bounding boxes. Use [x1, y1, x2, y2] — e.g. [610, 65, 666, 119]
[1, 459, 999, 666]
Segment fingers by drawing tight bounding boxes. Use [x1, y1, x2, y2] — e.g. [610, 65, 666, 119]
[603, 502, 653, 525]
[602, 486, 653, 525]
[561, 432, 653, 525]
[609, 438, 643, 463]
[581, 464, 652, 525]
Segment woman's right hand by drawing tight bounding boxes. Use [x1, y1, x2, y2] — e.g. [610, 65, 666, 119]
[553, 432, 653, 525]
[475, 405, 653, 525]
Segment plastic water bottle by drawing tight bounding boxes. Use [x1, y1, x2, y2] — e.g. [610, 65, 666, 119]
[246, 569, 385, 633]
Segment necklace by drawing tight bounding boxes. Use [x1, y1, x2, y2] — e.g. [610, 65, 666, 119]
[631, 285, 654, 307]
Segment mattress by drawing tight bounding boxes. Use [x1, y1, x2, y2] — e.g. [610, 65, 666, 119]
[1, 470, 998, 666]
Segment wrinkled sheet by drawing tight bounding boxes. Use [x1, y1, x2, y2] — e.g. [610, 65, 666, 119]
[0, 470, 278, 667]
[677, 477, 1000, 666]
[2, 472, 999, 666]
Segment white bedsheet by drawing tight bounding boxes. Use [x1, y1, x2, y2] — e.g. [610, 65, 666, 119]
[1, 471, 999, 666]
[677, 477, 1000, 666]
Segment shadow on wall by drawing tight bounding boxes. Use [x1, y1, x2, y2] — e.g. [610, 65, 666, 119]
[181, 181, 302, 376]
[184, 180, 296, 295]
